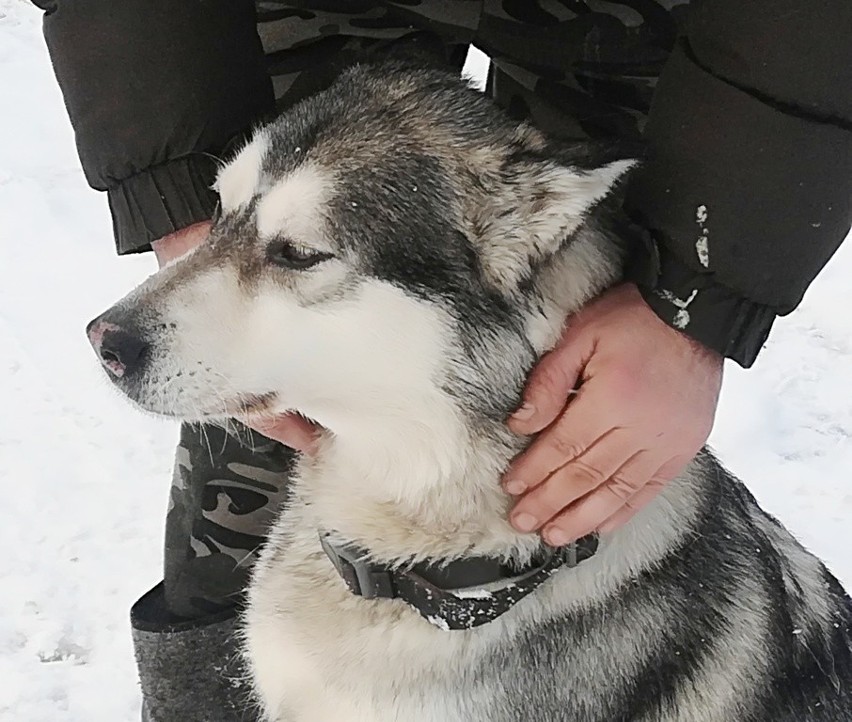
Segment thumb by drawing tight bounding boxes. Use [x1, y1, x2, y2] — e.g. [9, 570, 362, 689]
[508, 324, 592, 434]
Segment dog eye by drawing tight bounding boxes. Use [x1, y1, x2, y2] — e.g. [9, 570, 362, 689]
[266, 240, 333, 270]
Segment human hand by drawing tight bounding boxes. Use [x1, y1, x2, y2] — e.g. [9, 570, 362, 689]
[503, 283, 723, 546]
[151, 220, 213, 268]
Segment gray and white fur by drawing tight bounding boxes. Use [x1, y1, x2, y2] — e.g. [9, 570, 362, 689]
[88, 62, 852, 721]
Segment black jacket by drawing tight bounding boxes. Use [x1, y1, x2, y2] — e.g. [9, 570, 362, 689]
[35, 0, 852, 367]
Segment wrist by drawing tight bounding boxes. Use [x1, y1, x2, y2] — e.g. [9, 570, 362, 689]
[621, 283, 722, 364]
[625, 234, 776, 368]
[108, 156, 221, 255]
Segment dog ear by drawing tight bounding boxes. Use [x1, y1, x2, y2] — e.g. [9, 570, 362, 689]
[467, 142, 638, 290]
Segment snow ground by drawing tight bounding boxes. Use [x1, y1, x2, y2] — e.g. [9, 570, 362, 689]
[0, 1, 850, 720]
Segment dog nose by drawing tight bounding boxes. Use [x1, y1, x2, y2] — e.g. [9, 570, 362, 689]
[87, 318, 149, 378]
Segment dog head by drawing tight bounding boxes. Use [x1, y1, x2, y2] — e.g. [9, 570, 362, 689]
[87, 62, 636, 433]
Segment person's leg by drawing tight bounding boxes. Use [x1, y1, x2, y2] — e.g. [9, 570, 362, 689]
[477, 0, 693, 142]
[476, 0, 694, 324]
[132, 423, 294, 722]
[163, 423, 294, 618]
[256, 2, 477, 113]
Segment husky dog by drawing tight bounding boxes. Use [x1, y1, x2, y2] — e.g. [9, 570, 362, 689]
[87, 62, 852, 721]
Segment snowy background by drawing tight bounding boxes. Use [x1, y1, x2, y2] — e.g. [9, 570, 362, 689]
[0, 1, 849, 720]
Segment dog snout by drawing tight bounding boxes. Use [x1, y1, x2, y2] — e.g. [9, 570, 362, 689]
[87, 317, 150, 378]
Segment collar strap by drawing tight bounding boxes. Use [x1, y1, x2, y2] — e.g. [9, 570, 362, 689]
[319, 532, 599, 630]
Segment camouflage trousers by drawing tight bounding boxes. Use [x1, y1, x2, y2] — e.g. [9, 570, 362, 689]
[164, 423, 295, 617]
[164, 0, 693, 619]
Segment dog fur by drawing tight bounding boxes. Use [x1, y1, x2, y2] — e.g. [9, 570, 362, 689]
[90, 62, 852, 721]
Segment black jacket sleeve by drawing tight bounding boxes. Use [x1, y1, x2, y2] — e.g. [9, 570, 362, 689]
[35, 0, 274, 254]
[625, 0, 852, 367]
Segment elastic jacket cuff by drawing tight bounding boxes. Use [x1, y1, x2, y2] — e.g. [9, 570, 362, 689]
[627, 235, 776, 368]
[107, 155, 220, 255]
[626, 40, 852, 315]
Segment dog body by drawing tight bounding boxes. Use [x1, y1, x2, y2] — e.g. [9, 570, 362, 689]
[89, 63, 852, 721]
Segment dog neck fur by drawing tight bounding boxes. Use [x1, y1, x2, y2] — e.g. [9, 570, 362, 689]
[293, 225, 628, 566]
[210, 113, 687, 574]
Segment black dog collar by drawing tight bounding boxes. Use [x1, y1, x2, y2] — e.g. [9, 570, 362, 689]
[320, 532, 599, 630]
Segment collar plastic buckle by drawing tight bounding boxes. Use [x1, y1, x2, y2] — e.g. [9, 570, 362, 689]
[320, 533, 395, 599]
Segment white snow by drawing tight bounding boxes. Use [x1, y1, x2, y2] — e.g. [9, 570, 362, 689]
[425, 615, 452, 632]
[695, 204, 710, 267]
[654, 287, 699, 330]
[0, 10, 850, 721]
[452, 588, 495, 600]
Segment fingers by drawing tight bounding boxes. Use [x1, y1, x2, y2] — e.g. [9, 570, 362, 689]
[244, 413, 321, 455]
[507, 420, 640, 531]
[595, 455, 690, 534]
[503, 391, 611, 497]
[501, 283, 723, 546]
[508, 328, 592, 435]
[595, 478, 667, 534]
[539, 451, 663, 545]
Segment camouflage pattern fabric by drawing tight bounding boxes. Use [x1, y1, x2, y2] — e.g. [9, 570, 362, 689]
[164, 422, 295, 618]
[480, 0, 691, 140]
[254, 1, 478, 111]
[254, 1, 691, 137]
[164, 0, 693, 620]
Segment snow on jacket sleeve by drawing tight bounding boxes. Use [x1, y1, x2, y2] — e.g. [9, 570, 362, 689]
[33, 0, 275, 254]
[625, 0, 852, 367]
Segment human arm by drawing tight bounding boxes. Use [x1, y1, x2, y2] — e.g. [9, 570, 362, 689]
[505, 0, 852, 541]
[625, 0, 852, 367]
[33, 0, 274, 254]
